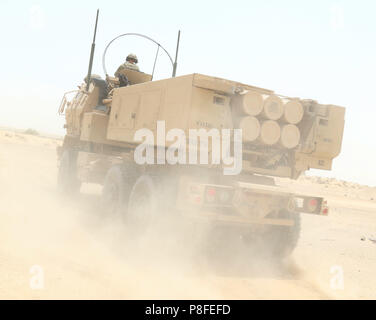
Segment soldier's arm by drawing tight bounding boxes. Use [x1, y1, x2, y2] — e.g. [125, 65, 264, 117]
[114, 65, 124, 78]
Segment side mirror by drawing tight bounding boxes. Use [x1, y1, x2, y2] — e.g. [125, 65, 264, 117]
[58, 96, 67, 115]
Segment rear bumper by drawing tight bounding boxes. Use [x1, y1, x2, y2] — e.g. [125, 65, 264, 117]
[177, 181, 327, 227]
[181, 210, 295, 227]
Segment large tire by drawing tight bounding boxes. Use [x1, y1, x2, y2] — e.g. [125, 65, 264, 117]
[205, 211, 301, 262]
[125, 174, 183, 255]
[126, 175, 158, 236]
[101, 164, 137, 216]
[259, 210, 301, 259]
[57, 150, 81, 195]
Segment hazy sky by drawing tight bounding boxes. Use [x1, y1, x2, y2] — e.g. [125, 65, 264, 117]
[0, 0, 375, 186]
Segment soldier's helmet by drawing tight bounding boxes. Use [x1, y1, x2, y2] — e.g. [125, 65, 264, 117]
[126, 53, 138, 64]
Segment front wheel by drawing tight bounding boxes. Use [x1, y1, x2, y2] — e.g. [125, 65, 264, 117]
[57, 150, 81, 195]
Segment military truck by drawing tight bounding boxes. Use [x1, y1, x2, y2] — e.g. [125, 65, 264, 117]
[57, 16, 345, 258]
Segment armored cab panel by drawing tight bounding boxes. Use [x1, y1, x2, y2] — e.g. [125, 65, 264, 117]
[65, 81, 104, 137]
[107, 74, 194, 144]
[80, 111, 109, 143]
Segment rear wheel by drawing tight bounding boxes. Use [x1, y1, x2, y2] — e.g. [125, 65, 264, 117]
[252, 210, 301, 259]
[126, 175, 158, 236]
[101, 164, 137, 216]
[126, 174, 180, 239]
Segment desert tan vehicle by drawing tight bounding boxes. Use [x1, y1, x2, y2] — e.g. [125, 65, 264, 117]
[57, 14, 345, 258]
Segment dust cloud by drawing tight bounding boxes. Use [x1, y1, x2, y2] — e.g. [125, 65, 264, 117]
[1, 129, 375, 299]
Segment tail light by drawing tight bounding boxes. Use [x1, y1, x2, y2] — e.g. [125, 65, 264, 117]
[305, 198, 319, 213]
[206, 188, 216, 203]
[187, 184, 233, 206]
[321, 200, 329, 215]
[204, 186, 233, 205]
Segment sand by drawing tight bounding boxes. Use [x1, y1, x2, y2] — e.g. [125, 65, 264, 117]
[0, 129, 375, 299]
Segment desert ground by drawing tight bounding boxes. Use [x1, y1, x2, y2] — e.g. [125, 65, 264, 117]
[0, 128, 375, 299]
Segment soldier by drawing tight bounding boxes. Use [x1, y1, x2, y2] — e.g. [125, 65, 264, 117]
[115, 53, 140, 77]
